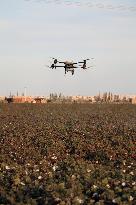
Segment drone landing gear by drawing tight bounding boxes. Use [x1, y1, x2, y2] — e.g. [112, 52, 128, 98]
[65, 67, 67, 74]
[51, 64, 55, 69]
[72, 70, 74, 75]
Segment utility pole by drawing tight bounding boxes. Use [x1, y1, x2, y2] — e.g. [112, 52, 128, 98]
[24, 87, 27, 102]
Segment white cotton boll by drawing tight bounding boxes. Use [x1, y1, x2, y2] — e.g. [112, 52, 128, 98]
[71, 175, 76, 180]
[5, 165, 10, 170]
[25, 170, 28, 175]
[51, 156, 57, 160]
[123, 161, 126, 165]
[38, 176, 42, 180]
[106, 184, 110, 188]
[129, 196, 134, 201]
[20, 182, 25, 186]
[76, 197, 83, 204]
[110, 156, 112, 160]
[130, 171, 134, 175]
[53, 165, 58, 171]
[112, 199, 116, 203]
[93, 185, 97, 189]
[122, 182, 126, 186]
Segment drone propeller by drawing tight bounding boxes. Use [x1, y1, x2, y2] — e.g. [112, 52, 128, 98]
[78, 58, 94, 63]
[45, 63, 56, 69]
[50, 57, 58, 64]
[79, 64, 95, 69]
[50, 57, 56, 59]
[87, 65, 95, 69]
[45, 64, 50, 68]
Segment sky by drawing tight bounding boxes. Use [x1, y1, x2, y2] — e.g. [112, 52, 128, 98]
[0, 0, 136, 96]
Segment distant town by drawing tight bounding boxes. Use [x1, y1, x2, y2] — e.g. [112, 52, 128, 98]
[0, 92, 136, 104]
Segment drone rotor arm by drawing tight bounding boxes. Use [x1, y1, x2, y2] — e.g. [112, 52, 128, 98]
[55, 65, 66, 68]
[58, 61, 66, 64]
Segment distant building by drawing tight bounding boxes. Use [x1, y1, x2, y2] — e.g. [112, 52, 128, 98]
[33, 97, 47, 104]
[132, 97, 136, 104]
[5, 95, 48, 104]
[3, 93, 136, 104]
[0, 96, 5, 102]
[5, 96, 33, 103]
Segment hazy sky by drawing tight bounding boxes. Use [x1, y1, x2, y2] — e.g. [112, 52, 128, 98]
[0, 0, 136, 96]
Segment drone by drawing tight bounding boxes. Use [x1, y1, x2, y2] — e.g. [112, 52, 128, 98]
[46, 58, 94, 75]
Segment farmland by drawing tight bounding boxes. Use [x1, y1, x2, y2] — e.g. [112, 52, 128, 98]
[0, 103, 136, 205]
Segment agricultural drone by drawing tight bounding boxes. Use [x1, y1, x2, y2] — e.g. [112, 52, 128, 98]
[46, 58, 94, 75]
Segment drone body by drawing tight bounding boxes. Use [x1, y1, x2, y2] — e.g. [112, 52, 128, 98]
[47, 58, 94, 75]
